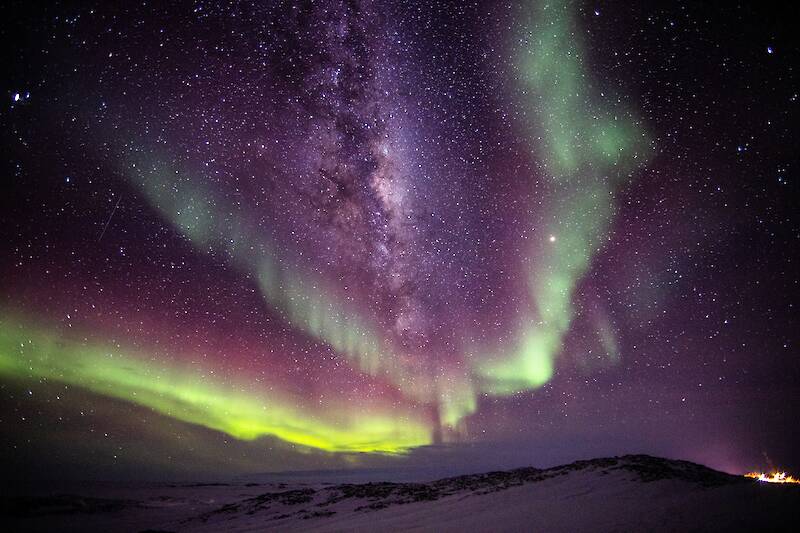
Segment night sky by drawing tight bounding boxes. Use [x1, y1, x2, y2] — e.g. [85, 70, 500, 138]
[2, 0, 798, 482]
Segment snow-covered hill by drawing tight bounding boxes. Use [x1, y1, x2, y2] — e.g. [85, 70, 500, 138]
[6, 455, 800, 532]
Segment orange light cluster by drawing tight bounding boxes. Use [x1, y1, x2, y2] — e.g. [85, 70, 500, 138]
[745, 471, 800, 484]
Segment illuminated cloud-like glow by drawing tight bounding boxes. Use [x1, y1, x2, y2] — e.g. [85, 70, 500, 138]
[0, 312, 431, 453]
[128, 152, 415, 386]
[474, 0, 650, 395]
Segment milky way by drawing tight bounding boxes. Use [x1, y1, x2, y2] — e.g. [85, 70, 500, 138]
[2, 0, 798, 478]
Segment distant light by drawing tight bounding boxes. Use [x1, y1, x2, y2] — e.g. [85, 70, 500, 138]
[13, 93, 20, 102]
[745, 471, 799, 484]
[767, 46, 774, 54]
[549, 235, 557, 243]
[594, 9, 600, 16]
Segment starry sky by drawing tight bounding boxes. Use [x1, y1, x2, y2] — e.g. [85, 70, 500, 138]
[2, 0, 798, 482]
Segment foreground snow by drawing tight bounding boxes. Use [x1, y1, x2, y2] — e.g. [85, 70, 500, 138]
[5, 455, 800, 532]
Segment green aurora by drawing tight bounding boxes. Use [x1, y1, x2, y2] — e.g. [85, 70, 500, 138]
[0, 0, 650, 453]
[473, 0, 650, 395]
[0, 312, 431, 453]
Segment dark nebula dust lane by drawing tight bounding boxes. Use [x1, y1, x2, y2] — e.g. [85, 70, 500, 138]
[1, 0, 798, 479]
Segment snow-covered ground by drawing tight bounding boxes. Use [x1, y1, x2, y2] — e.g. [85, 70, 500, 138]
[5, 455, 799, 532]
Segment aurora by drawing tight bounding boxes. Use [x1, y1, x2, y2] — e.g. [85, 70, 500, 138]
[473, 0, 650, 395]
[0, 311, 431, 453]
[2, 0, 795, 486]
[1, 0, 647, 449]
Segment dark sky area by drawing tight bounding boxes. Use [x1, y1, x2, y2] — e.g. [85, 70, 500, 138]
[1, 0, 798, 484]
